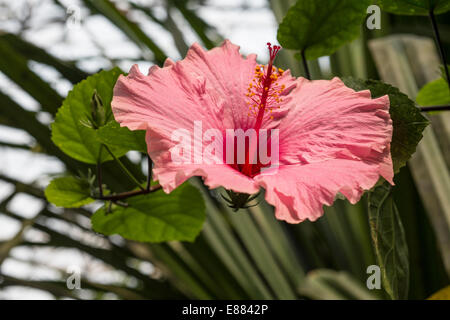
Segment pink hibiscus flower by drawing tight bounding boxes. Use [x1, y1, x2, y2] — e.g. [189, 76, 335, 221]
[111, 40, 393, 223]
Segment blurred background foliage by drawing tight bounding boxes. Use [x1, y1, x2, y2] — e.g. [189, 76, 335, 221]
[0, 0, 449, 300]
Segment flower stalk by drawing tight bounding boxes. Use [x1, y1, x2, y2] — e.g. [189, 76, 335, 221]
[301, 50, 311, 80]
[95, 147, 158, 203]
[429, 10, 450, 90]
[104, 145, 145, 191]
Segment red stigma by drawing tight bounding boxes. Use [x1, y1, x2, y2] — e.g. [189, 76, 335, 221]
[267, 42, 281, 62]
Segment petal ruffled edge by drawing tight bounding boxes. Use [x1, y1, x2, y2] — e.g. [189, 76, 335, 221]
[256, 159, 386, 223]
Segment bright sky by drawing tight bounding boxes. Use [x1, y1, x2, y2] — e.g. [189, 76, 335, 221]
[0, 0, 277, 299]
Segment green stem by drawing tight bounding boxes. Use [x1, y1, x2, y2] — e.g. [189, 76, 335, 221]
[429, 10, 450, 90]
[97, 163, 103, 197]
[103, 145, 145, 191]
[95, 184, 162, 202]
[97, 145, 104, 197]
[419, 104, 450, 112]
[301, 50, 311, 80]
[146, 155, 152, 191]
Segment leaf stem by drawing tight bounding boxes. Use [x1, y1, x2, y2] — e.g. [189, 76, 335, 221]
[419, 104, 450, 112]
[97, 144, 104, 197]
[97, 162, 103, 197]
[146, 155, 152, 191]
[95, 184, 162, 202]
[301, 50, 311, 80]
[429, 10, 450, 90]
[103, 145, 145, 191]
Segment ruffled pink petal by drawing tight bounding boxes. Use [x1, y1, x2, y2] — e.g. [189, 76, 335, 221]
[112, 40, 261, 192]
[256, 159, 384, 223]
[254, 77, 394, 223]
[276, 77, 393, 184]
[179, 40, 258, 130]
[154, 163, 258, 195]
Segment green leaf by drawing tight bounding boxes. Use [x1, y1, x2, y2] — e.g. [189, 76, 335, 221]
[277, 0, 370, 60]
[416, 77, 450, 106]
[343, 78, 429, 173]
[45, 176, 94, 208]
[97, 121, 147, 154]
[91, 183, 206, 243]
[428, 285, 450, 300]
[378, 0, 450, 16]
[52, 68, 124, 164]
[368, 181, 409, 300]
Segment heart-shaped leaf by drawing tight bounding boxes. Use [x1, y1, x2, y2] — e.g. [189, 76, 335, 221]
[277, 0, 370, 60]
[45, 176, 94, 208]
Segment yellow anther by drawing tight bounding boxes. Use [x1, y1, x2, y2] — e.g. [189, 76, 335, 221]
[246, 61, 284, 120]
